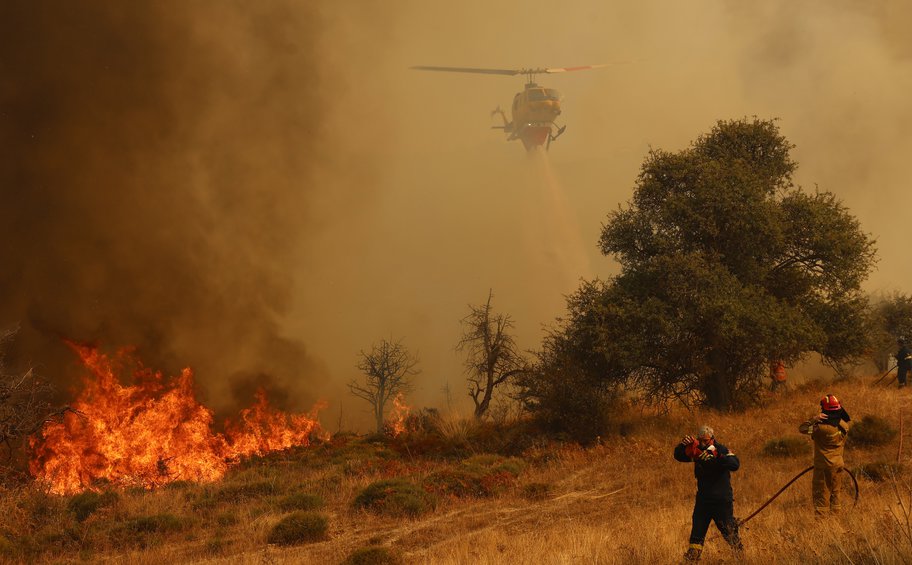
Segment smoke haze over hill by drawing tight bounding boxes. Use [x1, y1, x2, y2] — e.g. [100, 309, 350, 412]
[1, 1, 910, 426]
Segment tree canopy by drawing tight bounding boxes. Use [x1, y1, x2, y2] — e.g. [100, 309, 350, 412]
[536, 118, 876, 411]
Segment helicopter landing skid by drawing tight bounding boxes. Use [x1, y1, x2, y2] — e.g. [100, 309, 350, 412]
[546, 125, 566, 149]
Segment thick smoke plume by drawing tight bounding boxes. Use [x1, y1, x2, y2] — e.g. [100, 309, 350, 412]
[0, 1, 346, 413]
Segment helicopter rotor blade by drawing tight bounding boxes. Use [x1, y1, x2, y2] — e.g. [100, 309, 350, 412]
[540, 64, 608, 74]
[411, 65, 520, 76]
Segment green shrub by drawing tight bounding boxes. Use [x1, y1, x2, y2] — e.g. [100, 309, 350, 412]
[277, 492, 324, 512]
[67, 490, 120, 522]
[352, 479, 435, 517]
[762, 437, 811, 458]
[423, 456, 523, 498]
[423, 468, 490, 498]
[266, 512, 328, 546]
[849, 415, 897, 447]
[855, 462, 904, 482]
[521, 482, 552, 500]
[109, 513, 186, 548]
[342, 546, 403, 565]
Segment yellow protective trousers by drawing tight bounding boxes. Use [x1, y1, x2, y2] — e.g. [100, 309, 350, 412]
[812, 466, 842, 515]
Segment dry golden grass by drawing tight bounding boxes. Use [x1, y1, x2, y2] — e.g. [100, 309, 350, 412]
[2, 375, 912, 564]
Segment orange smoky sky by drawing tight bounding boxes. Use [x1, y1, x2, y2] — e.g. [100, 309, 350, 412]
[2, 1, 910, 428]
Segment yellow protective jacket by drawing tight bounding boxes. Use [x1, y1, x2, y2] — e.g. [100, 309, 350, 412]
[799, 416, 850, 468]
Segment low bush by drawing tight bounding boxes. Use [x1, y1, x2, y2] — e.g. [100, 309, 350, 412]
[855, 462, 904, 482]
[266, 511, 328, 546]
[423, 456, 524, 498]
[67, 490, 119, 522]
[761, 437, 811, 458]
[423, 468, 490, 498]
[109, 513, 186, 548]
[849, 415, 897, 447]
[277, 492, 324, 512]
[342, 545, 403, 565]
[352, 479, 435, 517]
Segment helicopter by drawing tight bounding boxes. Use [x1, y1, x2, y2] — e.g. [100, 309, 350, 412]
[411, 64, 605, 150]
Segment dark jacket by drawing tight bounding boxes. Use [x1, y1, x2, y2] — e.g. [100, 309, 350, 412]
[898, 345, 912, 370]
[674, 441, 740, 502]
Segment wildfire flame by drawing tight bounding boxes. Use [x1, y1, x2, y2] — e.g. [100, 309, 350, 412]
[388, 393, 411, 437]
[29, 343, 326, 495]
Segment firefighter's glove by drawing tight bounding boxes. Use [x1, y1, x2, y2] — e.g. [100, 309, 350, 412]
[681, 435, 695, 446]
[698, 449, 716, 462]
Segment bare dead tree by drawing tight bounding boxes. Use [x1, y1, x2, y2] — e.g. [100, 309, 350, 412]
[457, 290, 527, 419]
[349, 338, 419, 433]
[0, 325, 76, 478]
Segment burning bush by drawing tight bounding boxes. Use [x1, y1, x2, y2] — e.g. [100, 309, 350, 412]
[28, 343, 327, 494]
[849, 415, 897, 447]
[266, 511, 328, 546]
[352, 479, 435, 517]
[762, 437, 812, 458]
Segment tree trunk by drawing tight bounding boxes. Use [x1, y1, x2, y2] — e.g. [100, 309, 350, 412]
[473, 377, 495, 419]
[703, 370, 734, 411]
[375, 402, 384, 434]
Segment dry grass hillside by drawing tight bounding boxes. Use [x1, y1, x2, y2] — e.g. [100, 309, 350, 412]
[2, 374, 912, 564]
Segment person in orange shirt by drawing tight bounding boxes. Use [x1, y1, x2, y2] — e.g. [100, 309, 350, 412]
[770, 360, 787, 392]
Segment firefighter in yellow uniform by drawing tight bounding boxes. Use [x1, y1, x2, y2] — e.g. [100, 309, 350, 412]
[799, 394, 851, 515]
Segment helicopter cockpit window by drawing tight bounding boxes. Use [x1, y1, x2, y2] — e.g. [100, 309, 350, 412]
[527, 89, 561, 101]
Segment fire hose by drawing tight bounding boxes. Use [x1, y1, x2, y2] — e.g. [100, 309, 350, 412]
[738, 465, 859, 527]
[872, 363, 898, 386]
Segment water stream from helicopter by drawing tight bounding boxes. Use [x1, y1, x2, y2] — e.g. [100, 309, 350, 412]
[524, 149, 593, 288]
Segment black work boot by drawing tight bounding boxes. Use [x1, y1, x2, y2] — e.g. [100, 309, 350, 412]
[683, 546, 702, 562]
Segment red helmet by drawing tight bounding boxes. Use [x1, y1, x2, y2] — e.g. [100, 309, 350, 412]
[820, 394, 841, 411]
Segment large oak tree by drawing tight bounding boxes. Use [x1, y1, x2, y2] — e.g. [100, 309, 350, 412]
[538, 119, 876, 411]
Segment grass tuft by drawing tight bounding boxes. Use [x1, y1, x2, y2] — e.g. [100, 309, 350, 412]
[855, 462, 904, 482]
[849, 415, 897, 447]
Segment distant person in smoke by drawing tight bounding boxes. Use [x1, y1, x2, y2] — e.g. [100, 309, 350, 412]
[770, 360, 787, 392]
[897, 339, 912, 388]
[799, 394, 851, 515]
[674, 425, 742, 562]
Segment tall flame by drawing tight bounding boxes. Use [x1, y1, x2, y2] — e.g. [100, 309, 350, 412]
[29, 343, 326, 494]
[388, 393, 411, 437]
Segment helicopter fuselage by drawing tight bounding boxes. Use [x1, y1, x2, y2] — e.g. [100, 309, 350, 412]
[507, 83, 562, 150]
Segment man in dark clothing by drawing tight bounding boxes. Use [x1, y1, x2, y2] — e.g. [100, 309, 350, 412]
[674, 425, 742, 562]
[897, 339, 912, 388]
